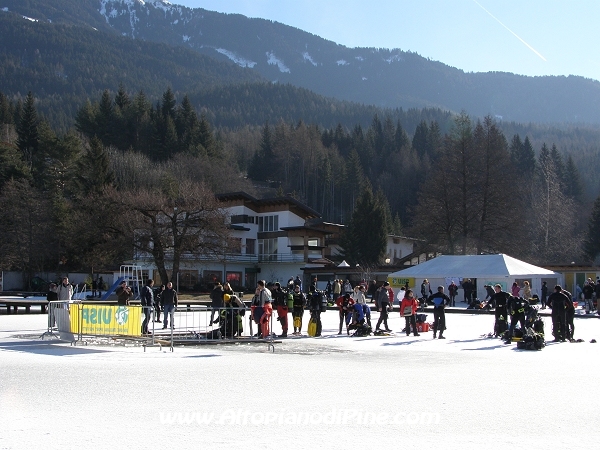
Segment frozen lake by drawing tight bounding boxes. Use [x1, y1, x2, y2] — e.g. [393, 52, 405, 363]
[1, 310, 598, 450]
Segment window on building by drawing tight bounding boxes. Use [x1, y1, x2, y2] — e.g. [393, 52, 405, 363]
[226, 272, 243, 290]
[258, 215, 279, 232]
[202, 270, 223, 289]
[246, 238, 256, 255]
[179, 270, 199, 291]
[308, 238, 319, 247]
[258, 238, 278, 261]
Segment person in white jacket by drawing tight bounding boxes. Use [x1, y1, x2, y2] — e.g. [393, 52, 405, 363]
[352, 285, 367, 305]
[56, 277, 73, 301]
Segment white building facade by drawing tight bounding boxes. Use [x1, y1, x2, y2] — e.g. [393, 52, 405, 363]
[133, 192, 417, 292]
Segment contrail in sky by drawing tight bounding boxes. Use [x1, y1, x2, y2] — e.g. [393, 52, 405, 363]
[473, 0, 547, 61]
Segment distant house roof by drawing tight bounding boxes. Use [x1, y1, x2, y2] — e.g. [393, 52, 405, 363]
[216, 192, 320, 220]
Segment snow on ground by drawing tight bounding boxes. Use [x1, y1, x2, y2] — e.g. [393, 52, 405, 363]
[1, 310, 598, 450]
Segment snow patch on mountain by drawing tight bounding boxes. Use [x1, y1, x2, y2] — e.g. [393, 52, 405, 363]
[385, 54, 404, 64]
[266, 52, 290, 73]
[182, 35, 190, 42]
[22, 15, 38, 22]
[302, 52, 318, 66]
[355, 56, 364, 61]
[362, 77, 367, 81]
[1, 7, 8, 12]
[216, 49, 257, 68]
[148, 0, 173, 13]
[337, 60, 349, 66]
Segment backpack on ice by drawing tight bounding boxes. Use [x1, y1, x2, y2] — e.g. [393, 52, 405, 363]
[516, 330, 545, 350]
[352, 324, 372, 337]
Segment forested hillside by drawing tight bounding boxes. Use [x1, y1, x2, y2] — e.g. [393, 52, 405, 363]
[0, 12, 261, 130]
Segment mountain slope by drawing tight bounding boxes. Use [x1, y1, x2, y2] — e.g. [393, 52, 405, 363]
[3, 0, 598, 124]
[0, 10, 263, 128]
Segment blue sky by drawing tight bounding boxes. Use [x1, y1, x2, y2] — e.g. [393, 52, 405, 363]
[174, 0, 600, 82]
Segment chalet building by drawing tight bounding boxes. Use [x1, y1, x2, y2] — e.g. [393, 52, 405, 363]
[133, 192, 419, 292]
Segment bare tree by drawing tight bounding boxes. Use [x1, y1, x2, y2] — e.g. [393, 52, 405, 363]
[0, 179, 55, 287]
[530, 146, 582, 262]
[411, 115, 524, 255]
[115, 179, 230, 285]
[471, 116, 523, 254]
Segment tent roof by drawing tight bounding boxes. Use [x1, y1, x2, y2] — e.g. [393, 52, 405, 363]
[388, 254, 558, 279]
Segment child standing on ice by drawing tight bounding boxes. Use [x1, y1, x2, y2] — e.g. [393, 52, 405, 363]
[400, 289, 420, 337]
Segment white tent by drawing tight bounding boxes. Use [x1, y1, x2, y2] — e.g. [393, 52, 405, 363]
[337, 260, 350, 267]
[387, 254, 562, 299]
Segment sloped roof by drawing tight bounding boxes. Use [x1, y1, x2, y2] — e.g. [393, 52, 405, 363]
[388, 254, 558, 278]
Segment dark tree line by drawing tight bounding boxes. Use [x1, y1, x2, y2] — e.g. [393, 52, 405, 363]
[75, 87, 219, 161]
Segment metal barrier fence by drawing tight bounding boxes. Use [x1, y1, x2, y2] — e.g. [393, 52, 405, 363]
[42, 301, 276, 352]
[156, 304, 275, 352]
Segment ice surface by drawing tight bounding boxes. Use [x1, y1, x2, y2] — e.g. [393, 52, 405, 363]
[1, 310, 598, 450]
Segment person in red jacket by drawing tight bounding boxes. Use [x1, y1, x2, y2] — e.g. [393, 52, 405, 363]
[336, 293, 355, 335]
[400, 289, 420, 337]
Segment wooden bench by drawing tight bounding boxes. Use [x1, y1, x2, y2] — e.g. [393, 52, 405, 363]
[0, 297, 49, 314]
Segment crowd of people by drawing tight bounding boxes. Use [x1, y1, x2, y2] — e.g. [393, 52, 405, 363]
[46, 274, 600, 342]
[224, 278, 453, 339]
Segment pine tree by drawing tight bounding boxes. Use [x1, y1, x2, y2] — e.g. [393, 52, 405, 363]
[392, 212, 403, 236]
[114, 84, 131, 111]
[16, 91, 39, 175]
[510, 134, 536, 177]
[161, 87, 176, 119]
[339, 184, 387, 266]
[394, 120, 409, 151]
[75, 137, 115, 196]
[412, 120, 428, 159]
[248, 122, 273, 181]
[0, 141, 29, 190]
[198, 114, 218, 157]
[97, 89, 114, 146]
[563, 154, 583, 202]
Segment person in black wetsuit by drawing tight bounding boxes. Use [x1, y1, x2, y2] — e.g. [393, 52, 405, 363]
[489, 284, 510, 337]
[547, 285, 569, 342]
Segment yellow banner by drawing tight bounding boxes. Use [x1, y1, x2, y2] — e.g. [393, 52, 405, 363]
[70, 304, 142, 336]
[388, 277, 415, 289]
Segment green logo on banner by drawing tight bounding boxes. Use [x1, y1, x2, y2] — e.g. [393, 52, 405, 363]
[115, 306, 129, 325]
